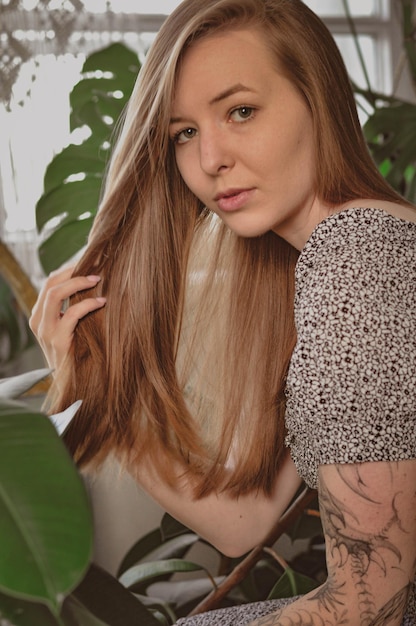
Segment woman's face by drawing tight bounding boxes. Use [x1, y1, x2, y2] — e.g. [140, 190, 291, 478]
[169, 28, 320, 247]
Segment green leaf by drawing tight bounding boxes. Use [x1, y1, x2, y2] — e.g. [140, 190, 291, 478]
[81, 42, 140, 76]
[38, 217, 94, 274]
[119, 559, 214, 592]
[70, 43, 140, 132]
[364, 102, 416, 196]
[36, 42, 140, 275]
[142, 534, 200, 563]
[87, 91, 129, 121]
[117, 529, 163, 577]
[160, 514, 191, 541]
[72, 563, 160, 626]
[286, 508, 322, 542]
[0, 369, 51, 399]
[0, 404, 93, 614]
[0, 590, 65, 626]
[267, 567, 318, 600]
[133, 593, 177, 625]
[43, 141, 108, 193]
[61, 595, 111, 626]
[73, 101, 114, 139]
[36, 178, 101, 232]
[118, 532, 200, 577]
[145, 577, 225, 612]
[70, 77, 125, 109]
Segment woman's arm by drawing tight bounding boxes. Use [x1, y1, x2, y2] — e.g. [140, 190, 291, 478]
[130, 451, 302, 558]
[247, 458, 416, 625]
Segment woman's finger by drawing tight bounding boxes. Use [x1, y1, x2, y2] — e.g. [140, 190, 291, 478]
[29, 268, 106, 371]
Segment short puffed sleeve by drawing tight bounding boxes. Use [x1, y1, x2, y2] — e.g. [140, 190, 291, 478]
[285, 208, 416, 489]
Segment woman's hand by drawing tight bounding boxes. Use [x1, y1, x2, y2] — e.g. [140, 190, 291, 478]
[29, 266, 106, 372]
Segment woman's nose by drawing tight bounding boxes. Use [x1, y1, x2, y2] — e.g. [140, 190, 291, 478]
[199, 130, 234, 175]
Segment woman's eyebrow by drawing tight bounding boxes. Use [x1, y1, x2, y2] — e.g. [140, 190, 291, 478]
[170, 83, 256, 125]
[209, 83, 256, 105]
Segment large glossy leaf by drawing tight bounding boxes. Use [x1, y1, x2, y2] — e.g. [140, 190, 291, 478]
[82, 42, 141, 76]
[70, 78, 129, 114]
[36, 43, 140, 275]
[267, 567, 318, 600]
[38, 216, 94, 274]
[43, 141, 109, 193]
[0, 590, 64, 626]
[160, 514, 191, 541]
[69, 88, 128, 135]
[73, 101, 114, 139]
[36, 178, 101, 232]
[61, 595, 110, 626]
[0, 402, 93, 614]
[70, 43, 140, 132]
[72, 563, 160, 626]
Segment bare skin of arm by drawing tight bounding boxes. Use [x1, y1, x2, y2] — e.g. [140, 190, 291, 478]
[29, 268, 302, 557]
[129, 451, 302, 557]
[247, 459, 416, 626]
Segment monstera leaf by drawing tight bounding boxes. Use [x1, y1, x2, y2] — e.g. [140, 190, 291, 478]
[36, 43, 141, 274]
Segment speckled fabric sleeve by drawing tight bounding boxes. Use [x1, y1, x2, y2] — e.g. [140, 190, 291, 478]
[285, 208, 416, 490]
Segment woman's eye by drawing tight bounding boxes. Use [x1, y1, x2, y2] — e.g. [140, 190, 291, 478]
[173, 128, 197, 144]
[230, 106, 255, 122]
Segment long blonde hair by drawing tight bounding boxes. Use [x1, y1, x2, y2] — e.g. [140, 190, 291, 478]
[50, 0, 408, 497]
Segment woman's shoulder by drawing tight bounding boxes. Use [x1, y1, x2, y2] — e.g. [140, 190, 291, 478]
[296, 203, 416, 291]
[308, 202, 416, 249]
[293, 203, 416, 339]
[346, 199, 416, 224]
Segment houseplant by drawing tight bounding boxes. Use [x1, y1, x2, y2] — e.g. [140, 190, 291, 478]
[0, 369, 321, 625]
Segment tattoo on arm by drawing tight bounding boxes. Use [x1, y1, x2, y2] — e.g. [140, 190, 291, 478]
[248, 585, 411, 626]
[319, 467, 402, 571]
[247, 462, 415, 626]
[318, 464, 411, 624]
[248, 607, 343, 625]
[367, 584, 412, 625]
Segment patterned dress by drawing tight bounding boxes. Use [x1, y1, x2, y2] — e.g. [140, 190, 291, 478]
[177, 208, 416, 626]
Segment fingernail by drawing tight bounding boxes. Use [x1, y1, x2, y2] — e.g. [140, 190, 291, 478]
[87, 275, 101, 282]
[96, 297, 106, 305]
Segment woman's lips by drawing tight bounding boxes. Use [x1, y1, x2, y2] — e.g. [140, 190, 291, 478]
[215, 188, 255, 212]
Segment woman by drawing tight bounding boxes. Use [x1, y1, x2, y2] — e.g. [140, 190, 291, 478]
[30, 0, 416, 623]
